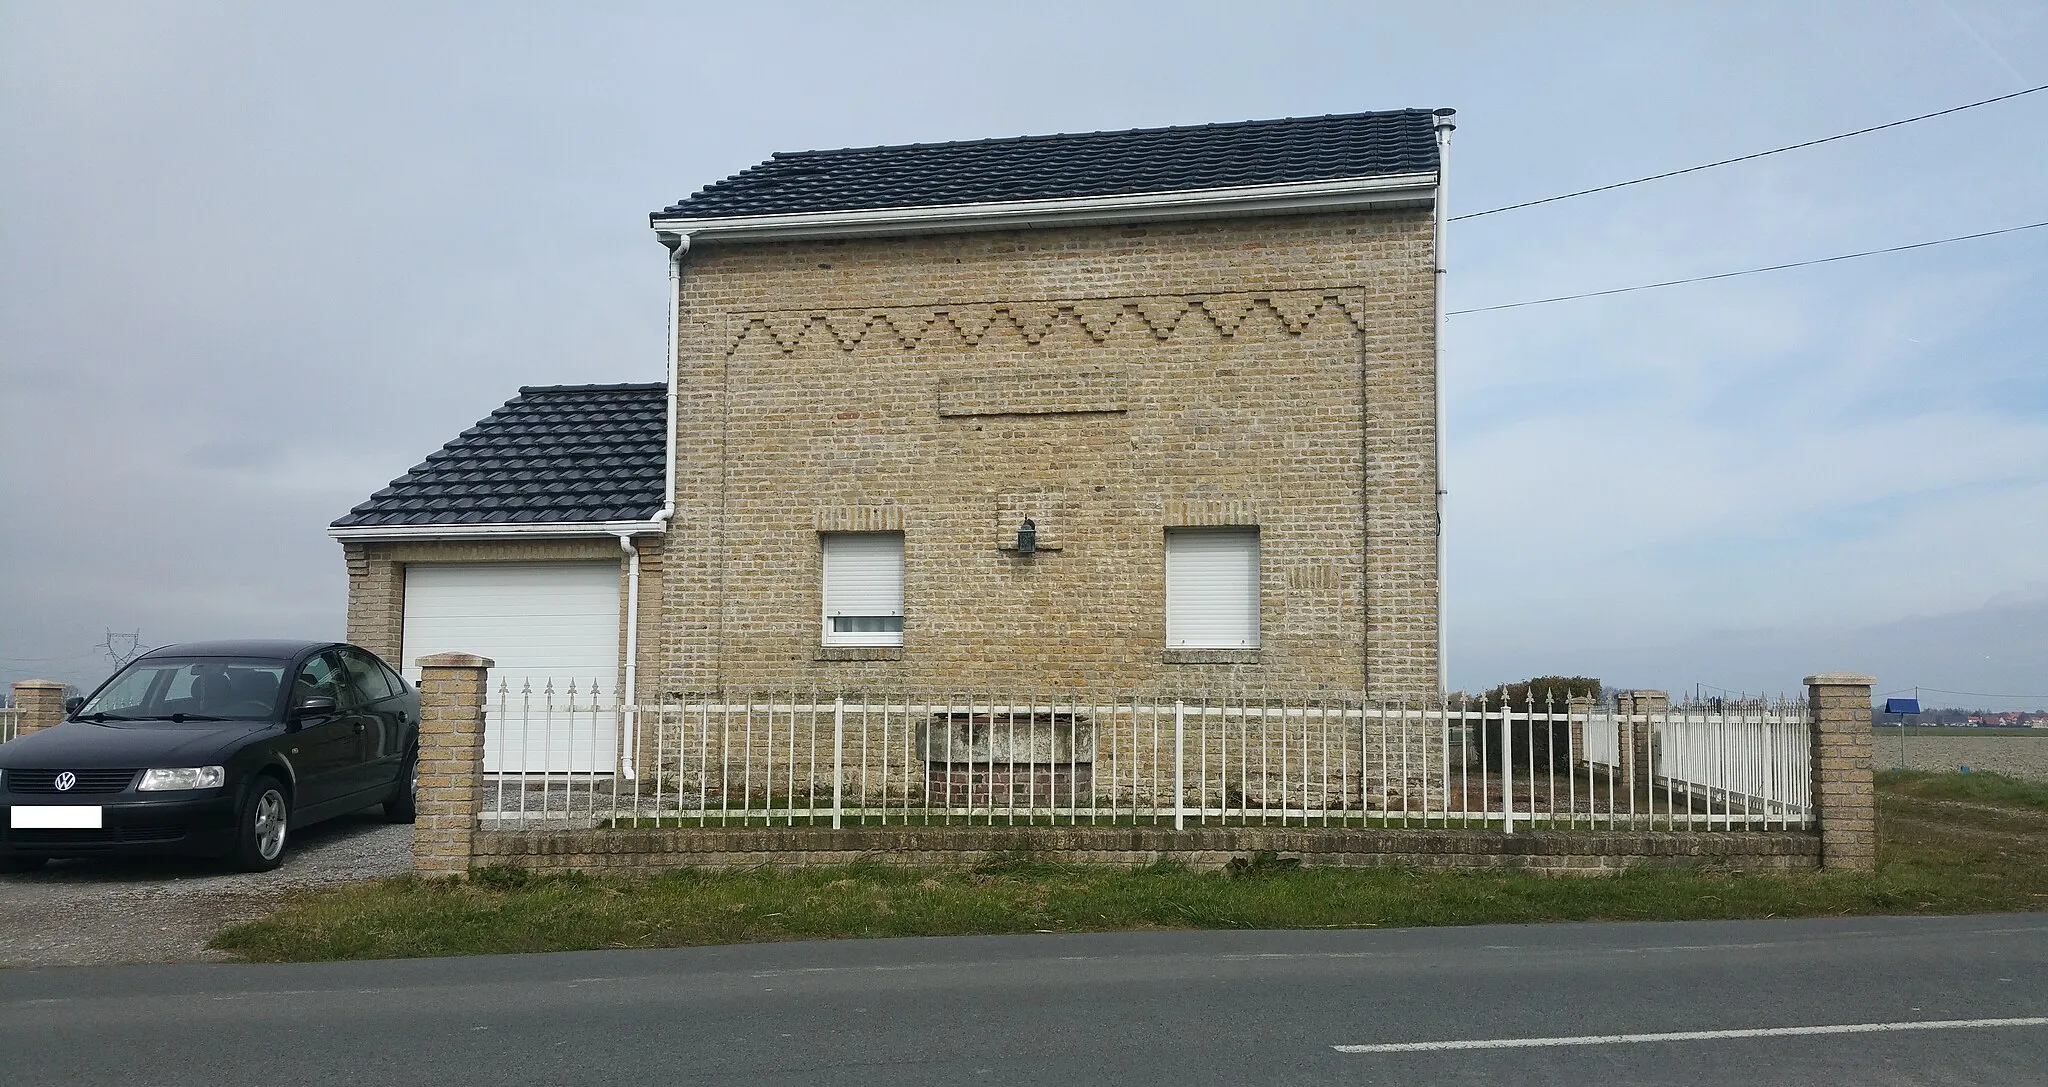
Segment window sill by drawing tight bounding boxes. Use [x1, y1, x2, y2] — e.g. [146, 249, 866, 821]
[814, 646, 904, 661]
[1163, 648, 1261, 665]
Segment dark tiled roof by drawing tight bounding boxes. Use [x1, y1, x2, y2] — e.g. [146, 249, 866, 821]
[657, 109, 1443, 221]
[332, 383, 666, 529]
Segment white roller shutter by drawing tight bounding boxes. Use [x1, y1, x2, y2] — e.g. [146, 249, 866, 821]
[1165, 527, 1261, 649]
[821, 532, 904, 646]
[400, 562, 620, 773]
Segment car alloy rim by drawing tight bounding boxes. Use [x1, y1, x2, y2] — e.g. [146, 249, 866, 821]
[254, 790, 287, 860]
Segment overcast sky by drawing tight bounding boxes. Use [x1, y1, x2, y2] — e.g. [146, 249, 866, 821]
[3, 1, 2042, 706]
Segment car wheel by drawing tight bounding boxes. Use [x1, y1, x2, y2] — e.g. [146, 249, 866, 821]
[0, 855, 48, 874]
[229, 775, 291, 872]
[383, 749, 418, 824]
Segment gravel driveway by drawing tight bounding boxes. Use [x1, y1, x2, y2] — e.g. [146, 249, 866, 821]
[0, 814, 411, 969]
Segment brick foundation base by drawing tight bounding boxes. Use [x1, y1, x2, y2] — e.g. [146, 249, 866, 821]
[473, 826, 1820, 875]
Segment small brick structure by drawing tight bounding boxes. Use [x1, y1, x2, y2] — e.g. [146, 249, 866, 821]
[1806, 672, 1877, 872]
[1615, 689, 1670, 796]
[925, 764, 1096, 809]
[919, 709, 1095, 808]
[412, 653, 493, 875]
[8, 680, 67, 738]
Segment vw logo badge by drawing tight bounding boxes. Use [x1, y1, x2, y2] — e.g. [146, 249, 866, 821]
[54, 771, 77, 792]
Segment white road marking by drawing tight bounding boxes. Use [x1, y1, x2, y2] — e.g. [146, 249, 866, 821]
[1333, 1017, 2048, 1053]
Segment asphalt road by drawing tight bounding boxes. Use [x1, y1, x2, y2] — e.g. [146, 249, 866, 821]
[3, 915, 2043, 1086]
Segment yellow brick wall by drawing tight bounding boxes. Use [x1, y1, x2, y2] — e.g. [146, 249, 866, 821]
[658, 208, 1439, 701]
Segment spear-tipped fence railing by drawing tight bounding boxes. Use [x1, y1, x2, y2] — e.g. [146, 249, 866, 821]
[476, 682, 1813, 833]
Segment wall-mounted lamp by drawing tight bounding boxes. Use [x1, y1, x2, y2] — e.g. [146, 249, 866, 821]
[1016, 518, 1038, 555]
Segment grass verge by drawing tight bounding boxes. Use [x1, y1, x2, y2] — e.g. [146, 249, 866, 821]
[1878, 768, 2048, 810]
[212, 773, 2048, 963]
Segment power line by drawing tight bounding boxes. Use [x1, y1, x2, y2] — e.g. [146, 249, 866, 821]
[1452, 84, 2048, 222]
[1446, 219, 2048, 316]
[1904, 687, 2048, 701]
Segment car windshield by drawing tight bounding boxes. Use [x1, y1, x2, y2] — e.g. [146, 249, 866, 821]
[74, 656, 290, 723]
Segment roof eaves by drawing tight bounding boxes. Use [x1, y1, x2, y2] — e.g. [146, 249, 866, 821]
[327, 517, 666, 542]
[651, 170, 1437, 242]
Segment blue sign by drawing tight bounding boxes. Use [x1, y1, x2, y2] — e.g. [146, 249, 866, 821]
[1884, 698, 1921, 716]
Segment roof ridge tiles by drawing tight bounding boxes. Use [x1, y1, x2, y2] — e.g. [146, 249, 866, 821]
[767, 108, 1437, 160]
[516, 382, 667, 395]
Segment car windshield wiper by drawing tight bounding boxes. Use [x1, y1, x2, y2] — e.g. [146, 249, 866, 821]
[132, 713, 229, 722]
[74, 712, 137, 722]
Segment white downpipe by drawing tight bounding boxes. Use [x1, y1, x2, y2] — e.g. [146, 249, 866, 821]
[658, 233, 690, 529]
[1431, 108, 1456, 698]
[617, 533, 641, 780]
[616, 236, 689, 782]
[614, 231, 687, 782]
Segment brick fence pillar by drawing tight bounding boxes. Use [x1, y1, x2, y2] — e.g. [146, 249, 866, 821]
[1567, 695, 1593, 766]
[9, 680, 67, 739]
[1616, 690, 1667, 797]
[1806, 672, 1876, 872]
[414, 653, 493, 875]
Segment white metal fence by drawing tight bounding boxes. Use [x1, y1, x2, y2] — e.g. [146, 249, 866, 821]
[1650, 707, 1812, 820]
[0, 706, 20, 745]
[478, 682, 1814, 834]
[481, 679, 617, 774]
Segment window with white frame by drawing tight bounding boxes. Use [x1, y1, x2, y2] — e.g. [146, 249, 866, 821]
[1165, 527, 1260, 649]
[821, 531, 905, 646]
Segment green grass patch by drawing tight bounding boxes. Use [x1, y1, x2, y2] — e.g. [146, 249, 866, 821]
[212, 773, 2048, 963]
[1878, 768, 2048, 810]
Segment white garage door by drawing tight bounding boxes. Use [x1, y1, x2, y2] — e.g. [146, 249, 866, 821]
[401, 562, 620, 774]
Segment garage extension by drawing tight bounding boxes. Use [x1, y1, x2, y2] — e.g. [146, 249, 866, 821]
[329, 382, 667, 775]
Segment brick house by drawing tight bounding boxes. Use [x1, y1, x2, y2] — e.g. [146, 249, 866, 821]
[334, 109, 1455, 771]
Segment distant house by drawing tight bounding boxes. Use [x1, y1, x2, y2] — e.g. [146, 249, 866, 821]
[334, 109, 1456, 772]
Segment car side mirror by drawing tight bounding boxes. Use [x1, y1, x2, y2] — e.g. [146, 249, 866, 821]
[290, 696, 337, 724]
[63, 696, 85, 716]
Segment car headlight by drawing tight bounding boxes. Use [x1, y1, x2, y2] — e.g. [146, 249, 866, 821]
[138, 766, 226, 791]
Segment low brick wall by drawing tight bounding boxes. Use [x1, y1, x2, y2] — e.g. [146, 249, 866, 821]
[473, 826, 1820, 875]
[417, 664, 1869, 878]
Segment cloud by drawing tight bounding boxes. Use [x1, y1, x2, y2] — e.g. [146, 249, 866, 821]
[3, 2, 2044, 704]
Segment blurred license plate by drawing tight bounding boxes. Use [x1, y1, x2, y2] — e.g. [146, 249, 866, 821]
[10, 806, 103, 829]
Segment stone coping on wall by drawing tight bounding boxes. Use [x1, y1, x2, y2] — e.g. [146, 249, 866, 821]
[473, 827, 1819, 875]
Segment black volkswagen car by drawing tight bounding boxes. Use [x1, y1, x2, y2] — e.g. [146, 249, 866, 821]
[0, 640, 419, 872]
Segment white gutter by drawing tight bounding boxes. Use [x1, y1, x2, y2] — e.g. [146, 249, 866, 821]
[328, 519, 665, 543]
[652, 172, 1437, 243]
[1431, 108, 1456, 697]
[616, 533, 641, 781]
